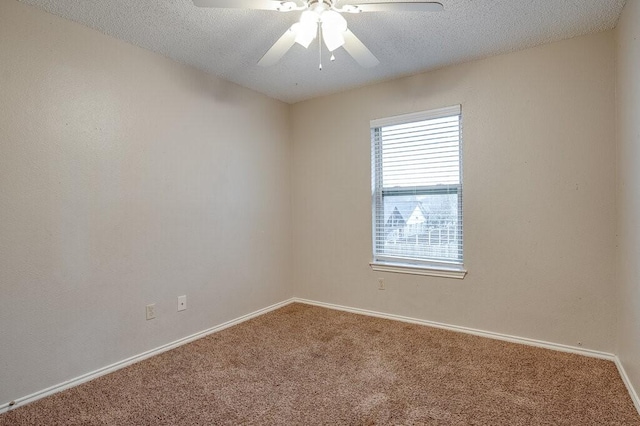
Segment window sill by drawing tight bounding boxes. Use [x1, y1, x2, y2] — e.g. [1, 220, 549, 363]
[370, 262, 467, 279]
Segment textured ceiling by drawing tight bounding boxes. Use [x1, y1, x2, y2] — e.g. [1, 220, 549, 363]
[19, 0, 626, 104]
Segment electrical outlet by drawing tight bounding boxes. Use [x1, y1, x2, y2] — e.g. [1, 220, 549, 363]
[378, 278, 385, 290]
[146, 304, 156, 320]
[178, 295, 187, 311]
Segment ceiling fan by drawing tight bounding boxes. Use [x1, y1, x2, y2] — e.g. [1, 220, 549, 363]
[193, 0, 444, 68]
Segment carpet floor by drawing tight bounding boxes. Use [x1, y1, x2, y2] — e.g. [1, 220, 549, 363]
[1, 303, 639, 425]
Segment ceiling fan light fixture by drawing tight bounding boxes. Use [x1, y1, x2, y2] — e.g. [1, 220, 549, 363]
[322, 26, 345, 51]
[320, 10, 347, 51]
[299, 10, 319, 25]
[293, 21, 318, 48]
[321, 10, 347, 31]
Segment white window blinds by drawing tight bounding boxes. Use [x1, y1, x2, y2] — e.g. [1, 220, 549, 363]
[371, 105, 463, 269]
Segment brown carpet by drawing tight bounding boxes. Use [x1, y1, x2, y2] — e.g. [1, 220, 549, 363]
[1, 303, 638, 425]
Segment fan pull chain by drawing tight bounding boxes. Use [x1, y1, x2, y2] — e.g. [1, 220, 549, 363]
[318, 24, 322, 70]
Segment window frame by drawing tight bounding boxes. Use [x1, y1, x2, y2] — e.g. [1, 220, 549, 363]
[369, 105, 467, 279]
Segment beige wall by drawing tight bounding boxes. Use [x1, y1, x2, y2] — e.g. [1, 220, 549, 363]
[292, 32, 617, 352]
[0, 1, 291, 404]
[2, 0, 635, 410]
[616, 0, 640, 402]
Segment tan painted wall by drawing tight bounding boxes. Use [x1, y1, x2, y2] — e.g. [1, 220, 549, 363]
[1, 0, 631, 409]
[0, 1, 291, 404]
[292, 32, 617, 352]
[616, 0, 640, 402]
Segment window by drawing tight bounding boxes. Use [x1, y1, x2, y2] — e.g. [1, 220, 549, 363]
[370, 105, 465, 278]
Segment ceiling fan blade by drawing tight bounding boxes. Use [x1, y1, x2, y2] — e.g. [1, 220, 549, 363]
[342, 29, 379, 68]
[258, 27, 297, 67]
[346, 1, 443, 12]
[193, 0, 283, 10]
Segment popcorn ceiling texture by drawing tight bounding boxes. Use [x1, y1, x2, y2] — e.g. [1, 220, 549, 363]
[18, 0, 625, 103]
[1, 304, 638, 425]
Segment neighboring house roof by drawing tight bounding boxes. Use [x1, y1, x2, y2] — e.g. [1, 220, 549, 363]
[385, 201, 429, 230]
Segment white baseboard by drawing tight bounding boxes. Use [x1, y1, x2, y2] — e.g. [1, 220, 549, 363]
[3, 296, 639, 417]
[615, 357, 640, 414]
[0, 298, 296, 414]
[293, 297, 640, 415]
[293, 298, 614, 359]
